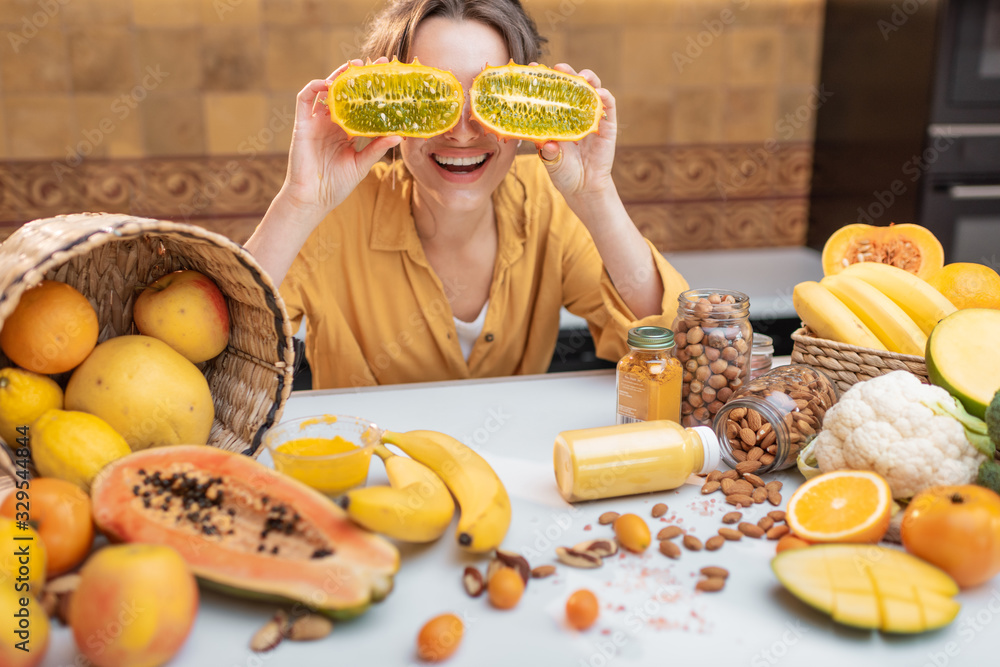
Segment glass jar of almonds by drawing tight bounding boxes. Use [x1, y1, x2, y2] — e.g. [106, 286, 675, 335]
[711, 364, 839, 473]
[672, 289, 752, 428]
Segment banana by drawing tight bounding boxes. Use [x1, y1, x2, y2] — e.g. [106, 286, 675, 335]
[343, 444, 455, 542]
[821, 274, 927, 356]
[840, 262, 957, 335]
[381, 429, 511, 553]
[792, 280, 887, 350]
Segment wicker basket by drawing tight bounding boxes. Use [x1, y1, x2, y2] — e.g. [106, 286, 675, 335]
[0, 213, 295, 481]
[790, 326, 928, 393]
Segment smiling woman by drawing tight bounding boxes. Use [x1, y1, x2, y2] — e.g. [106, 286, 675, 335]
[243, 0, 689, 390]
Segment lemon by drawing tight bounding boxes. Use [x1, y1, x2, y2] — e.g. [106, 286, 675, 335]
[31, 409, 132, 492]
[0, 368, 63, 447]
[0, 518, 46, 594]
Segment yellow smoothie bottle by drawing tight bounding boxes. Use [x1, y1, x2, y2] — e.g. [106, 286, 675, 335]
[553, 420, 721, 503]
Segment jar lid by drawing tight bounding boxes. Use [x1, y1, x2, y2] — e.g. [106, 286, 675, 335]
[692, 426, 721, 474]
[627, 326, 674, 349]
[752, 334, 774, 349]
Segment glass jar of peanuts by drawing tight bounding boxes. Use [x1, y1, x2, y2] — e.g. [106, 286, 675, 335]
[711, 364, 839, 473]
[672, 289, 752, 428]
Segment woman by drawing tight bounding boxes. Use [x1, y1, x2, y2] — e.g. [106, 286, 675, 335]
[245, 0, 687, 389]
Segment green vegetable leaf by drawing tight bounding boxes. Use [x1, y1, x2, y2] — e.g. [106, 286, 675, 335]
[987, 388, 1000, 451]
[926, 394, 995, 458]
[976, 458, 1000, 495]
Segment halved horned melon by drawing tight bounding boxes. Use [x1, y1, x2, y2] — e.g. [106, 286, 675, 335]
[822, 223, 944, 280]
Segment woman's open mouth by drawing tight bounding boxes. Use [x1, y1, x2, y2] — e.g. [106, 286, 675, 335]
[432, 153, 491, 174]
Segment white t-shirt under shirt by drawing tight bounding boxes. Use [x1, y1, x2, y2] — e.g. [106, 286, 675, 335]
[453, 300, 489, 361]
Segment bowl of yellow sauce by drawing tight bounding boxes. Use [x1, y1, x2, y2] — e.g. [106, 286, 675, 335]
[263, 414, 378, 497]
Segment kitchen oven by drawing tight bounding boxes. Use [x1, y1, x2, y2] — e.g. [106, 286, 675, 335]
[919, 0, 1000, 265]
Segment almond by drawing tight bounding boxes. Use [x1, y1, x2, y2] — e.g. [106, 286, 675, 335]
[718, 527, 743, 541]
[757, 516, 775, 532]
[767, 490, 783, 506]
[556, 547, 602, 568]
[720, 478, 737, 495]
[721, 511, 742, 524]
[706, 469, 724, 483]
[682, 535, 703, 551]
[598, 511, 620, 525]
[651, 503, 668, 518]
[720, 470, 740, 481]
[696, 577, 725, 593]
[659, 540, 682, 559]
[765, 480, 783, 493]
[701, 480, 721, 495]
[574, 539, 618, 558]
[285, 613, 333, 642]
[250, 611, 288, 653]
[733, 479, 754, 496]
[735, 460, 762, 475]
[738, 522, 765, 539]
[752, 487, 768, 504]
[700, 566, 730, 579]
[531, 565, 557, 578]
[743, 472, 765, 488]
[767, 510, 787, 522]
[463, 566, 485, 597]
[747, 409, 763, 431]
[725, 493, 754, 507]
[767, 524, 791, 540]
[746, 447, 764, 462]
[705, 535, 725, 551]
[657, 525, 684, 540]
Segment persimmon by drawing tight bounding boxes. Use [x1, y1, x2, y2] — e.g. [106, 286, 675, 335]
[1, 477, 94, 577]
[901, 485, 1000, 588]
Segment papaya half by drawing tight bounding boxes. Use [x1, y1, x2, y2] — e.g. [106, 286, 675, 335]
[822, 223, 944, 280]
[90, 445, 400, 620]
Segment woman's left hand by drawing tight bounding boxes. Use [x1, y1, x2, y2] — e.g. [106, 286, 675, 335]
[535, 64, 617, 204]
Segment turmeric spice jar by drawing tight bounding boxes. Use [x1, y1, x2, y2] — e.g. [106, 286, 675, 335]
[615, 326, 682, 425]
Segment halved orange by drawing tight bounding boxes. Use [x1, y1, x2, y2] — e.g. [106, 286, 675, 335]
[470, 62, 603, 143]
[786, 470, 892, 544]
[328, 58, 465, 138]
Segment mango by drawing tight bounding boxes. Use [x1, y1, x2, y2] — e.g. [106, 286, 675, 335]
[65, 335, 214, 450]
[772, 544, 960, 633]
[69, 544, 198, 667]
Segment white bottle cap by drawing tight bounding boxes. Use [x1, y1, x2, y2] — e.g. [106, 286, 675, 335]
[692, 426, 721, 474]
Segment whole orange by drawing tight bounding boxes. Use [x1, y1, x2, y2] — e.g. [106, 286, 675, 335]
[901, 484, 1000, 588]
[926, 262, 1000, 310]
[0, 478, 94, 577]
[0, 280, 98, 374]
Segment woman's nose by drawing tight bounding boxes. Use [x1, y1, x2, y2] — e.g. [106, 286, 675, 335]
[445, 98, 482, 142]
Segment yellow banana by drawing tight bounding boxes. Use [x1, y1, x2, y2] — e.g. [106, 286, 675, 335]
[381, 429, 511, 553]
[344, 444, 455, 542]
[792, 280, 887, 350]
[821, 274, 927, 356]
[840, 262, 957, 335]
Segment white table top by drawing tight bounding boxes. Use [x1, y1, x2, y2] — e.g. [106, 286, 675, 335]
[41, 369, 998, 667]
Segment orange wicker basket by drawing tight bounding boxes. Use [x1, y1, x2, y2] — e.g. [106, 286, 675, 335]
[790, 326, 928, 393]
[0, 213, 295, 490]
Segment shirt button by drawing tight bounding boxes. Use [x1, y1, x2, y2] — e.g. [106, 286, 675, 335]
[484, 333, 494, 342]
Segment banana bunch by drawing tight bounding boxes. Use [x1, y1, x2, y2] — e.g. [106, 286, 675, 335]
[794, 262, 957, 355]
[344, 429, 511, 553]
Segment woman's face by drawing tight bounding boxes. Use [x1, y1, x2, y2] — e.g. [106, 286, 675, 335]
[400, 17, 518, 214]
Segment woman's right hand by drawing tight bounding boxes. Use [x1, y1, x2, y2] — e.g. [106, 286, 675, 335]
[279, 58, 402, 217]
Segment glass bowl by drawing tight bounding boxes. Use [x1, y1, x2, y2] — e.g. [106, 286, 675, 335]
[263, 414, 378, 497]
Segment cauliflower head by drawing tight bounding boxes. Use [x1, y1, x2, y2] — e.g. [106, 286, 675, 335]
[811, 370, 986, 499]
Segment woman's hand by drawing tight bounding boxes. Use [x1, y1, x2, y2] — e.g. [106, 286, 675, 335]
[535, 64, 618, 207]
[280, 58, 402, 218]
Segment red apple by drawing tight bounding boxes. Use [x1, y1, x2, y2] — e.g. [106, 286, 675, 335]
[133, 270, 230, 363]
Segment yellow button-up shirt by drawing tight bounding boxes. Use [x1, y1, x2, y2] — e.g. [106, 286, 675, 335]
[280, 155, 688, 389]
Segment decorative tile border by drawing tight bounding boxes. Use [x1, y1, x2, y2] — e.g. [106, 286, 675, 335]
[0, 143, 812, 250]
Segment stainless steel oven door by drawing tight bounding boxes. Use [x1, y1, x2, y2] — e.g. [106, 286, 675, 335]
[920, 180, 1000, 267]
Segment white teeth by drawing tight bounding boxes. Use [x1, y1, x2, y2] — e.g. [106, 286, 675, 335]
[433, 154, 488, 167]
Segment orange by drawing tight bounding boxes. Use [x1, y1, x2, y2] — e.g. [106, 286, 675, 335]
[775, 534, 811, 553]
[926, 262, 1000, 310]
[0, 280, 98, 374]
[328, 58, 464, 138]
[470, 63, 603, 142]
[786, 470, 892, 544]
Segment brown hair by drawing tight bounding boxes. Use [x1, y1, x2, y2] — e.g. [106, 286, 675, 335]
[361, 0, 546, 65]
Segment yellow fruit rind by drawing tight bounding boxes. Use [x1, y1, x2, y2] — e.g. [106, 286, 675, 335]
[470, 61, 604, 143]
[328, 57, 465, 138]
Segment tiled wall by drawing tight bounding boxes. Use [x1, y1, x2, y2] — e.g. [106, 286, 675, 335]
[0, 0, 824, 249]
